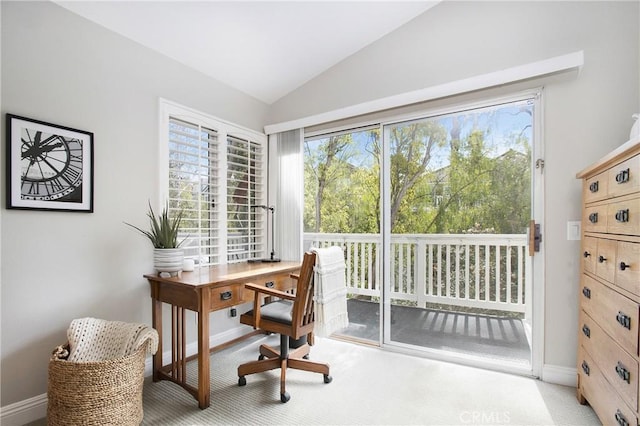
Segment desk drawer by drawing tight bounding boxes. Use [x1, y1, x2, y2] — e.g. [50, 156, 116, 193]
[209, 284, 244, 310]
[580, 310, 638, 411]
[579, 348, 638, 426]
[580, 274, 639, 356]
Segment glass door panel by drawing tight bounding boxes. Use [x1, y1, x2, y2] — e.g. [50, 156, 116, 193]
[303, 127, 381, 344]
[383, 99, 535, 368]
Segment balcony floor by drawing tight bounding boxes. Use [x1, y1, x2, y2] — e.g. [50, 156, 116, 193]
[336, 299, 531, 365]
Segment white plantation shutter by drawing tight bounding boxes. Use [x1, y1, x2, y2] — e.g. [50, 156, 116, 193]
[163, 101, 266, 265]
[226, 134, 265, 262]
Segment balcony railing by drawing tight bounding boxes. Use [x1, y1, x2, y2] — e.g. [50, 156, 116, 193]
[304, 233, 531, 317]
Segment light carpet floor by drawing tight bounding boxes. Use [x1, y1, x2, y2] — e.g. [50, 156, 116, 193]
[139, 335, 600, 425]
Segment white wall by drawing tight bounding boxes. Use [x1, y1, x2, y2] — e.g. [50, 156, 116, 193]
[0, 1, 268, 407]
[268, 0, 640, 371]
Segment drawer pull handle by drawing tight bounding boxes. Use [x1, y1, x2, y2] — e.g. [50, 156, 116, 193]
[220, 291, 233, 301]
[615, 209, 630, 223]
[615, 362, 631, 383]
[615, 409, 629, 426]
[582, 287, 591, 298]
[583, 251, 591, 258]
[598, 255, 607, 263]
[616, 311, 631, 329]
[582, 325, 590, 338]
[581, 360, 590, 376]
[589, 181, 599, 193]
[615, 168, 630, 184]
[589, 213, 598, 223]
[620, 262, 630, 271]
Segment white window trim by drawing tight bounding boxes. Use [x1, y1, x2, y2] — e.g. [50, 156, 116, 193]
[265, 50, 582, 135]
[158, 98, 268, 264]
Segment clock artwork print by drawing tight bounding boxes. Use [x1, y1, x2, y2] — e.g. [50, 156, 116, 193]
[20, 128, 84, 202]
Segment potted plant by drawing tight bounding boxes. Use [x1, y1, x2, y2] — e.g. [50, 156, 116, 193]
[126, 202, 186, 276]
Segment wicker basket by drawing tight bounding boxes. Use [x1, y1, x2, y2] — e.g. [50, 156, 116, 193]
[47, 343, 147, 426]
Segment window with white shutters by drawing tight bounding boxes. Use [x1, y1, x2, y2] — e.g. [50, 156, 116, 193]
[162, 101, 266, 265]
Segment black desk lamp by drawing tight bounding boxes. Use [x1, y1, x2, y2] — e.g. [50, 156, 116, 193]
[250, 205, 281, 263]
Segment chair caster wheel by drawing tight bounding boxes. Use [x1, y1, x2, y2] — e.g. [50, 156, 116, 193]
[238, 376, 246, 386]
[281, 392, 290, 403]
[258, 354, 265, 360]
[324, 374, 332, 384]
[303, 354, 309, 359]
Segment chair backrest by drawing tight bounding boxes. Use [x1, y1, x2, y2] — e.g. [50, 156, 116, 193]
[290, 252, 317, 333]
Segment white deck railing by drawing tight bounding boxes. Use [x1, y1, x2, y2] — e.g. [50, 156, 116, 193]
[305, 233, 530, 314]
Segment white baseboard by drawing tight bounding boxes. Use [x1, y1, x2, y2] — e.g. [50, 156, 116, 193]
[2, 326, 252, 426]
[542, 363, 577, 387]
[0, 393, 47, 426]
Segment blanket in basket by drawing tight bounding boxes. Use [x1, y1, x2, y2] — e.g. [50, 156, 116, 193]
[311, 246, 349, 337]
[67, 317, 158, 362]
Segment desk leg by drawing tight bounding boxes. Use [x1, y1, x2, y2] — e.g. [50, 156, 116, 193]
[197, 290, 211, 409]
[151, 291, 163, 382]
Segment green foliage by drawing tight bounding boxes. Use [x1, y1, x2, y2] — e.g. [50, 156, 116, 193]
[304, 104, 532, 236]
[125, 202, 185, 248]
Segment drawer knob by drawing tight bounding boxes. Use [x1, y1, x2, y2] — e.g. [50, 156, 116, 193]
[615, 209, 630, 223]
[581, 360, 590, 376]
[220, 291, 233, 301]
[589, 213, 598, 223]
[583, 251, 591, 258]
[582, 324, 590, 338]
[616, 311, 632, 330]
[589, 181, 599, 193]
[582, 287, 591, 299]
[598, 255, 607, 263]
[615, 168, 630, 184]
[265, 281, 275, 288]
[615, 409, 629, 426]
[620, 262, 630, 271]
[615, 362, 631, 383]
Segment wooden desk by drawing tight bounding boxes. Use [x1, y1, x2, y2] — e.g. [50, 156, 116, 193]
[145, 261, 301, 409]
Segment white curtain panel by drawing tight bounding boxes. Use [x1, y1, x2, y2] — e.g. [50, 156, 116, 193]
[269, 129, 303, 262]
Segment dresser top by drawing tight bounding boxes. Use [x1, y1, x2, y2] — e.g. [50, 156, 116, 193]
[577, 136, 640, 179]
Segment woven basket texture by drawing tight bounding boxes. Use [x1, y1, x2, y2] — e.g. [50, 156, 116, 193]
[47, 343, 146, 426]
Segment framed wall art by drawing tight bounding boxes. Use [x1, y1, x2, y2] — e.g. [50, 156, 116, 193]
[6, 114, 94, 212]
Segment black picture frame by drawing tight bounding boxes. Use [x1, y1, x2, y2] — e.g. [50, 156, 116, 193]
[6, 114, 94, 212]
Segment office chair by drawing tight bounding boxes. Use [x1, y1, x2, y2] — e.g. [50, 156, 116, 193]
[238, 251, 332, 402]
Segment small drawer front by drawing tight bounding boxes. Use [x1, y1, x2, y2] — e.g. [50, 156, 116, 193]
[582, 236, 598, 275]
[595, 238, 617, 284]
[584, 171, 609, 203]
[580, 274, 639, 356]
[608, 154, 640, 198]
[608, 198, 640, 235]
[579, 349, 638, 426]
[616, 241, 640, 297]
[584, 204, 608, 233]
[241, 273, 296, 300]
[209, 284, 243, 310]
[580, 310, 639, 411]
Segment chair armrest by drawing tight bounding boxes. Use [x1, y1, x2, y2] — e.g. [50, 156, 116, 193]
[244, 282, 296, 301]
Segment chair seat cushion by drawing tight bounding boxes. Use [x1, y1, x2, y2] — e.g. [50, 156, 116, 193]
[248, 300, 293, 325]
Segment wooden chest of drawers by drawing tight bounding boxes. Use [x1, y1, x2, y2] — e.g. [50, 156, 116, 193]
[577, 139, 640, 426]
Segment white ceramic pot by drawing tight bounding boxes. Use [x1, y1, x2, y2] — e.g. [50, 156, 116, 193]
[631, 113, 640, 141]
[153, 248, 184, 276]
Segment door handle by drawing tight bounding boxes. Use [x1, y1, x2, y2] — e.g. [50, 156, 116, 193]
[529, 220, 541, 256]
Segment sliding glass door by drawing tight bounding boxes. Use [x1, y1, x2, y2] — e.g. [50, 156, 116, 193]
[303, 93, 542, 375]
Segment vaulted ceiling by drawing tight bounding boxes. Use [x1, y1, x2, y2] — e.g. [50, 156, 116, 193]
[54, 1, 439, 104]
